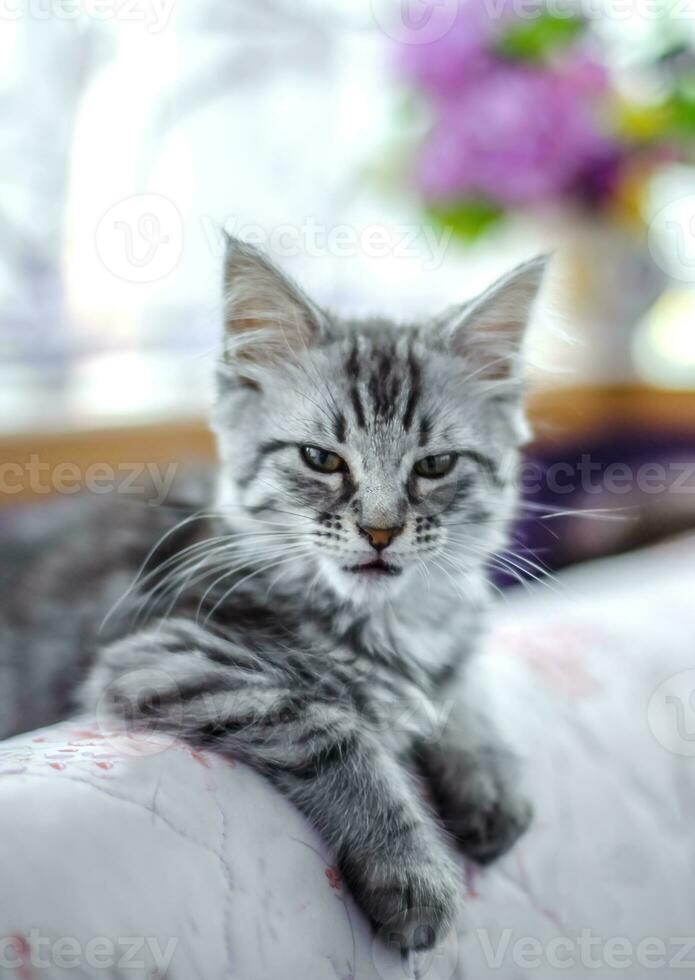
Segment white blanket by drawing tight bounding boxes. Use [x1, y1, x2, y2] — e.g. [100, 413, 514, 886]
[1, 537, 694, 979]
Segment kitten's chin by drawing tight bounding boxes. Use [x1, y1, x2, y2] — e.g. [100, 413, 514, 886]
[320, 557, 411, 607]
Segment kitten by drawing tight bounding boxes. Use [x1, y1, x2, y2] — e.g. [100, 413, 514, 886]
[4, 237, 546, 950]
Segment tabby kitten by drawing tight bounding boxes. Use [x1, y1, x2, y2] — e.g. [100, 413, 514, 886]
[80, 237, 546, 950]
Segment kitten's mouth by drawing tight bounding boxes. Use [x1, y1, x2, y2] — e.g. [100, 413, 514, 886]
[343, 558, 402, 577]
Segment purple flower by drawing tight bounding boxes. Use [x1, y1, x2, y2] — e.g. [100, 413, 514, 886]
[395, 0, 620, 210]
[575, 149, 625, 206]
[415, 65, 616, 206]
[397, 0, 516, 97]
[555, 50, 609, 96]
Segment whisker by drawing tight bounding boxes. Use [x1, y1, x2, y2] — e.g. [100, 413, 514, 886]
[194, 540, 310, 619]
[98, 508, 216, 633]
[201, 548, 315, 626]
[517, 501, 635, 523]
[131, 531, 311, 621]
[135, 529, 314, 626]
[438, 551, 506, 601]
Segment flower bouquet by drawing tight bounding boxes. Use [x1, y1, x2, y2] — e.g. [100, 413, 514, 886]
[395, 0, 695, 239]
[392, 1, 695, 383]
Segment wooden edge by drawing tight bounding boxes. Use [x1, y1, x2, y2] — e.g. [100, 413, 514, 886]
[527, 386, 695, 443]
[0, 418, 216, 504]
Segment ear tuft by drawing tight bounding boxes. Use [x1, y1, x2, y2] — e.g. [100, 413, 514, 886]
[222, 234, 323, 379]
[446, 255, 549, 382]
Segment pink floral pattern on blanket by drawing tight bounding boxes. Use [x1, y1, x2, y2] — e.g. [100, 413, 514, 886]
[0, 725, 218, 779]
[493, 620, 604, 699]
[3, 538, 695, 979]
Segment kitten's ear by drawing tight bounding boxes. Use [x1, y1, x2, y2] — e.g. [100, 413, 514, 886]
[221, 234, 323, 380]
[444, 255, 548, 381]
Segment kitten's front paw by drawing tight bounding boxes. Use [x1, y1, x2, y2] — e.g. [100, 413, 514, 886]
[342, 843, 460, 952]
[449, 773, 533, 865]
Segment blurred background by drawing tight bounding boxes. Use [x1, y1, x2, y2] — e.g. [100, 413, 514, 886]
[3, 0, 695, 579]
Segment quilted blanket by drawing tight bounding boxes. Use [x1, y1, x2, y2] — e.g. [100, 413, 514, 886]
[1, 536, 694, 979]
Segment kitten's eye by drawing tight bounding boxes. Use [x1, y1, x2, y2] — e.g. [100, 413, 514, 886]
[413, 453, 457, 479]
[300, 445, 346, 474]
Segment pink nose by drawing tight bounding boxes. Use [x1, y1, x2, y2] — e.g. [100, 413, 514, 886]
[358, 525, 404, 552]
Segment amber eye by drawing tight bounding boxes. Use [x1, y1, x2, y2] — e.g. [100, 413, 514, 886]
[300, 445, 346, 474]
[413, 453, 457, 480]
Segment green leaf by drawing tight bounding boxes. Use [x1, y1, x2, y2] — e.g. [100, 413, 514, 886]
[669, 88, 695, 136]
[425, 201, 503, 241]
[496, 13, 585, 62]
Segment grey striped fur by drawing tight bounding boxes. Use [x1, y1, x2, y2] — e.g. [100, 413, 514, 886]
[3, 238, 546, 950]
